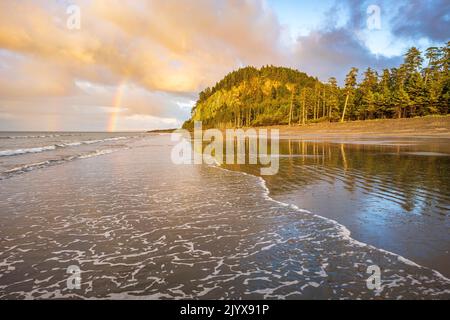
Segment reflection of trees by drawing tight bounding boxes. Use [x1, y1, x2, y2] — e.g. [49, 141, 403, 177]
[222, 139, 450, 217]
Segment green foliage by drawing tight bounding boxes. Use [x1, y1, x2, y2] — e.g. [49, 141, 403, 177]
[183, 42, 450, 128]
[184, 66, 318, 128]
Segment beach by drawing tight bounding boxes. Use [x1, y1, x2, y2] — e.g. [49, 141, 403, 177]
[260, 116, 450, 139]
[0, 131, 449, 299]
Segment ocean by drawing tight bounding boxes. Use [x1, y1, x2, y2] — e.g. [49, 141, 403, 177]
[0, 132, 449, 299]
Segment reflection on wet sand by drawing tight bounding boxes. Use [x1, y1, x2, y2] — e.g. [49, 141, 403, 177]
[0, 135, 449, 299]
[223, 138, 450, 276]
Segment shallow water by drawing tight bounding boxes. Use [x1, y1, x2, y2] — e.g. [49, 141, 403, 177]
[0, 134, 449, 299]
[223, 138, 450, 277]
[0, 132, 142, 180]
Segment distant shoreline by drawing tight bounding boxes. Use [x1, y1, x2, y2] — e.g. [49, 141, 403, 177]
[261, 115, 450, 139]
[157, 116, 450, 139]
[146, 128, 177, 134]
[182, 116, 449, 139]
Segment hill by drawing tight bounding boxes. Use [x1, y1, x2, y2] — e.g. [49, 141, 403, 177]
[183, 42, 450, 130]
[183, 66, 320, 129]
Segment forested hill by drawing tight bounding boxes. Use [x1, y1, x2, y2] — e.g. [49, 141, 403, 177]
[183, 66, 319, 129]
[183, 42, 450, 129]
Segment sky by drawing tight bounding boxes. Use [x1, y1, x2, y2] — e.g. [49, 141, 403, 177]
[0, 0, 448, 132]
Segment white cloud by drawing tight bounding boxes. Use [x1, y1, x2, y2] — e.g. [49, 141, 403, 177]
[0, 0, 447, 130]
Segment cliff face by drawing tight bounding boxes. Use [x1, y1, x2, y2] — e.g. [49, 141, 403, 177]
[183, 66, 320, 129]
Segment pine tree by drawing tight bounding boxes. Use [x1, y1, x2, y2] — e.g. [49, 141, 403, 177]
[391, 66, 410, 118]
[359, 67, 378, 119]
[326, 77, 340, 121]
[439, 42, 450, 113]
[341, 67, 358, 122]
[402, 47, 425, 116]
[184, 43, 450, 130]
[376, 69, 391, 118]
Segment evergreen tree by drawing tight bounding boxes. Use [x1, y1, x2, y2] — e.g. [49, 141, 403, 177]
[403, 47, 425, 116]
[359, 67, 378, 119]
[183, 42, 450, 130]
[376, 69, 392, 118]
[326, 77, 340, 121]
[391, 66, 410, 118]
[341, 67, 358, 122]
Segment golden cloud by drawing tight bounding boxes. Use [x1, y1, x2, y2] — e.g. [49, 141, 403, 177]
[0, 0, 283, 95]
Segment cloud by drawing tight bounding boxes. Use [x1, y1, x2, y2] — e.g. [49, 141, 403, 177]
[0, 0, 447, 130]
[291, 1, 402, 83]
[0, 52, 76, 98]
[0, 80, 192, 131]
[292, 29, 402, 83]
[0, 0, 284, 93]
[390, 0, 450, 42]
[0, 0, 285, 130]
[290, 0, 450, 84]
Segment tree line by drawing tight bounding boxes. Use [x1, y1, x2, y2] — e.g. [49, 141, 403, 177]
[183, 42, 449, 129]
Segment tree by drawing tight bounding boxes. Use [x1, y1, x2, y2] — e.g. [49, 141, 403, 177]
[403, 47, 423, 74]
[391, 66, 410, 118]
[438, 42, 450, 113]
[288, 86, 296, 126]
[359, 67, 378, 119]
[376, 69, 391, 118]
[313, 81, 321, 120]
[341, 67, 358, 122]
[424, 47, 442, 85]
[326, 77, 340, 121]
[271, 86, 277, 100]
[401, 47, 425, 116]
[183, 43, 450, 130]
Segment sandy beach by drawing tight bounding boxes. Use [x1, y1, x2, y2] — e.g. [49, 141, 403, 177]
[259, 116, 450, 139]
[0, 133, 449, 299]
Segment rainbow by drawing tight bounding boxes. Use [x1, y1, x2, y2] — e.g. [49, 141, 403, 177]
[108, 80, 127, 132]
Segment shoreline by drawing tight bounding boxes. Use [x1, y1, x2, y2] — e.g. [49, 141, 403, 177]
[219, 132, 450, 278]
[258, 116, 450, 139]
[215, 164, 450, 282]
[1, 133, 449, 298]
[176, 116, 450, 140]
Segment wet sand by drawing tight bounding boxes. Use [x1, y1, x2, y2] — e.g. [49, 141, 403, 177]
[223, 137, 450, 278]
[0, 134, 449, 299]
[260, 116, 450, 139]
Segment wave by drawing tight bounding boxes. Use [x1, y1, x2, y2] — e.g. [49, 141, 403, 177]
[0, 134, 77, 139]
[1, 149, 122, 180]
[80, 137, 128, 145]
[0, 145, 57, 157]
[212, 163, 450, 283]
[0, 137, 128, 157]
[78, 149, 116, 159]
